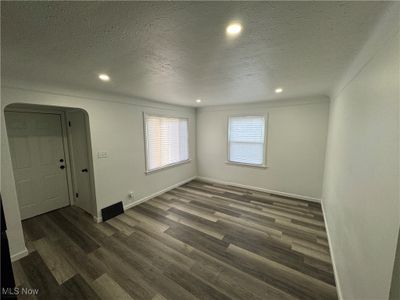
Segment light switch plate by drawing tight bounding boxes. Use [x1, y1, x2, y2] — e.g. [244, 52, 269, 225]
[97, 151, 108, 159]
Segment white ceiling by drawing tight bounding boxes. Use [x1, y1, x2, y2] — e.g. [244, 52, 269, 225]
[1, 1, 389, 106]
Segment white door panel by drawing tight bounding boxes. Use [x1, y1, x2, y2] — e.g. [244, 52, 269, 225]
[15, 179, 34, 207]
[5, 112, 70, 219]
[10, 137, 32, 169]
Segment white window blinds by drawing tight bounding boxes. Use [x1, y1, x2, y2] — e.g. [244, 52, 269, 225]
[228, 116, 266, 166]
[144, 115, 189, 172]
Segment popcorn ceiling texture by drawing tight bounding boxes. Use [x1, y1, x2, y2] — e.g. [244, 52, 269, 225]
[1, 1, 388, 106]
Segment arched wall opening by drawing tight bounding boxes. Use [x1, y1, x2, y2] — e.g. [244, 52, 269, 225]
[2, 103, 97, 260]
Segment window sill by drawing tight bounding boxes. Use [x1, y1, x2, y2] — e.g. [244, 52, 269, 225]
[145, 159, 192, 175]
[225, 161, 268, 169]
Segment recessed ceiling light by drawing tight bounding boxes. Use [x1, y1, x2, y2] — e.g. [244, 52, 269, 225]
[196, 99, 202, 103]
[98, 73, 110, 81]
[226, 23, 242, 36]
[275, 88, 283, 93]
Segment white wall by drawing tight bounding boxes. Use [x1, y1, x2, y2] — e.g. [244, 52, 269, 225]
[1, 81, 197, 258]
[1, 114, 27, 260]
[323, 7, 399, 300]
[197, 97, 330, 200]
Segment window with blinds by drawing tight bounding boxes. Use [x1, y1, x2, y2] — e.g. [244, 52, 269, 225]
[144, 114, 189, 172]
[228, 116, 266, 166]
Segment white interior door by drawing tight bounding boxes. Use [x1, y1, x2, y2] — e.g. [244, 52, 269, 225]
[67, 110, 94, 215]
[5, 111, 70, 220]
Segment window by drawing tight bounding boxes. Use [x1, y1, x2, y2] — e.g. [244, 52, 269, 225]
[228, 115, 266, 166]
[144, 114, 189, 172]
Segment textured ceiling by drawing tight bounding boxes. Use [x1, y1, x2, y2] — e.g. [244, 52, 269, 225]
[1, 1, 389, 106]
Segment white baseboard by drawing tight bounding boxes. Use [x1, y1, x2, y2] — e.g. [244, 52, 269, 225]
[93, 215, 102, 223]
[95, 176, 196, 223]
[196, 176, 321, 203]
[124, 176, 196, 210]
[11, 247, 29, 262]
[321, 200, 343, 300]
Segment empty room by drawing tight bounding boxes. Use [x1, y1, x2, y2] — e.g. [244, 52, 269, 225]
[0, 1, 399, 300]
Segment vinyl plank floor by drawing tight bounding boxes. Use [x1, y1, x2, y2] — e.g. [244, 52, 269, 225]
[13, 180, 337, 299]
[62, 274, 100, 300]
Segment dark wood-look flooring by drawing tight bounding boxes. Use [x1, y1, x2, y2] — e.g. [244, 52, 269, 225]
[13, 180, 337, 300]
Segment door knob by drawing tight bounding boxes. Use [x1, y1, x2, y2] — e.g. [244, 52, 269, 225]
[81, 168, 88, 173]
[60, 165, 65, 170]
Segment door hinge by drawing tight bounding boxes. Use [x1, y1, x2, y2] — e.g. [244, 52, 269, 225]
[75, 193, 79, 198]
[68, 121, 71, 127]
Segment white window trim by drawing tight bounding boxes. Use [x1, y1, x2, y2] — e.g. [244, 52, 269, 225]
[226, 114, 268, 168]
[143, 112, 191, 174]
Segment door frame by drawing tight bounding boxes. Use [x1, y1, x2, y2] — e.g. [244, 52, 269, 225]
[65, 109, 97, 217]
[5, 107, 76, 208]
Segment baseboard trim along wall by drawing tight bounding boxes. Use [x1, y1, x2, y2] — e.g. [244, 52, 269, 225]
[321, 200, 343, 300]
[124, 176, 197, 211]
[93, 175, 321, 224]
[11, 247, 29, 262]
[94, 176, 197, 223]
[196, 176, 322, 203]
